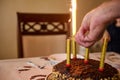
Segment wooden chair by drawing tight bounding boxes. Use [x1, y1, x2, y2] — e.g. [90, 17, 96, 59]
[17, 12, 70, 58]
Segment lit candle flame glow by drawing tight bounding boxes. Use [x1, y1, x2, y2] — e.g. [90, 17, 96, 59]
[71, 0, 77, 36]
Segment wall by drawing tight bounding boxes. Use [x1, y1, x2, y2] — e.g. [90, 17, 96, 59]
[0, 0, 109, 59]
[0, 0, 69, 59]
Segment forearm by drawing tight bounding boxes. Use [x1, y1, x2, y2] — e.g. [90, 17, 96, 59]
[100, 0, 120, 22]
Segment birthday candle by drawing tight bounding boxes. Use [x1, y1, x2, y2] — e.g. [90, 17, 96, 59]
[84, 48, 89, 64]
[66, 38, 71, 67]
[72, 36, 77, 59]
[99, 37, 108, 71]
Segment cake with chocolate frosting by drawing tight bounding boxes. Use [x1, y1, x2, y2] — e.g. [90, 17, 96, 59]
[47, 59, 120, 80]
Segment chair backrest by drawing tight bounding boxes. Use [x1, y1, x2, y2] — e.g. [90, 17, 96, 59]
[17, 12, 70, 58]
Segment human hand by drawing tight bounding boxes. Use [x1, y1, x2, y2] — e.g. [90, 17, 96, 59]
[75, 0, 120, 48]
[100, 30, 111, 43]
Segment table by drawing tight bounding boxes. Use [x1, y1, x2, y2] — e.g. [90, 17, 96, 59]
[0, 52, 120, 80]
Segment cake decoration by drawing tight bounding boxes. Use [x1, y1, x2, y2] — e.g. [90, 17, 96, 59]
[47, 59, 120, 80]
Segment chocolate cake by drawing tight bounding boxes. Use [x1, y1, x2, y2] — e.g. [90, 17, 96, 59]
[47, 59, 120, 80]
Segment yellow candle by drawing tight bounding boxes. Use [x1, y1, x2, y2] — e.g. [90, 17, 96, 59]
[84, 48, 89, 64]
[72, 36, 76, 59]
[99, 37, 108, 71]
[66, 38, 71, 67]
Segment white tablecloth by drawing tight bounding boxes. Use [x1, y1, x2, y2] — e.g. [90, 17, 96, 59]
[0, 52, 120, 80]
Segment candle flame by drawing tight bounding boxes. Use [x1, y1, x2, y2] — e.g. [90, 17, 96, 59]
[71, 0, 77, 36]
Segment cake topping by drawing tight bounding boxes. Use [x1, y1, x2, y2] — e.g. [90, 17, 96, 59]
[53, 59, 119, 79]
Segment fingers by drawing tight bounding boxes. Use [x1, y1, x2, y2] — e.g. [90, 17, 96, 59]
[75, 24, 105, 47]
[101, 30, 111, 43]
[75, 14, 95, 47]
[75, 31, 95, 48]
[75, 37, 94, 47]
[75, 26, 95, 47]
[103, 30, 111, 41]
